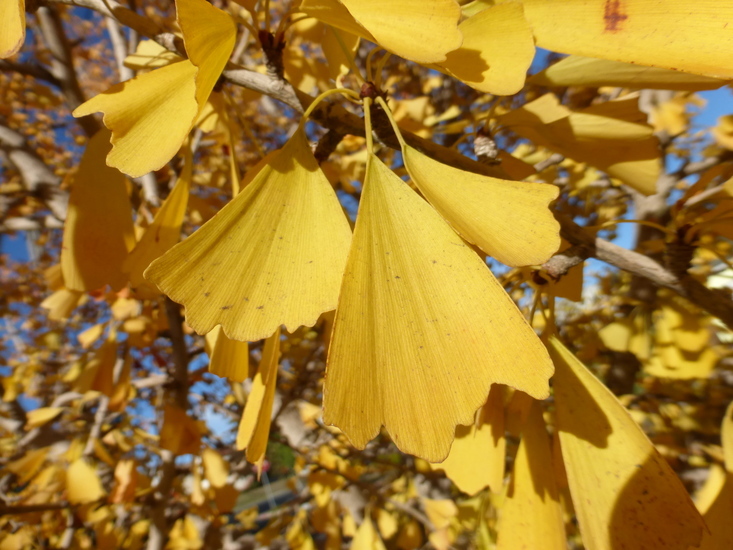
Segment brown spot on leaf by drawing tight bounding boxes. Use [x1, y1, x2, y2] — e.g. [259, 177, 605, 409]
[604, 0, 628, 32]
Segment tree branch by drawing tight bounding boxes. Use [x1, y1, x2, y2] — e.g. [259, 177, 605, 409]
[36, 6, 100, 136]
[556, 215, 733, 329]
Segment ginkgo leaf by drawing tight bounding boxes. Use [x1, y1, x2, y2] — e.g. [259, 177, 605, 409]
[338, 0, 462, 64]
[286, 518, 318, 550]
[549, 336, 705, 550]
[321, 25, 360, 82]
[41, 288, 84, 321]
[300, 0, 373, 42]
[351, 517, 387, 550]
[499, 94, 660, 195]
[723, 401, 733, 472]
[205, 326, 251, 382]
[25, 407, 64, 429]
[6, 448, 48, 485]
[403, 145, 560, 266]
[202, 448, 228, 489]
[695, 404, 733, 549]
[522, 0, 733, 79]
[66, 459, 106, 504]
[124, 39, 182, 71]
[429, 385, 505, 495]
[73, 60, 198, 177]
[160, 405, 201, 455]
[61, 129, 135, 292]
[0, 0, 24, 58]
[74, 0, 235, 177]
[301, 0, 462, 64]
[323, 154, 553, 462]
[145, 126, 352, 342]
[124, 150, 191, 298]
[434, 1, 534, 95]
[694, 464, 733, 550]
[496, 400, 565, 550]
[176, 0, 236, 106]
[529, 55, 729, 91]
[110, 459, 138, 504]
[236, 328, 280, 470]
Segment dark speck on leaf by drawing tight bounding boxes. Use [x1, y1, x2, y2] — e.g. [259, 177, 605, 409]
[204, 292, 210, 297]
[256, 305, 264, 310]
[221, 305, 232, 310]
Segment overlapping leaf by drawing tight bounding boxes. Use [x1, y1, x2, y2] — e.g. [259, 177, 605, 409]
[434, 1, 534, 95]
[429, 385, 505, 494]
[205, 326, 251, 382]
[323, 154, 553, 461]
[403, 144, 560, 266]
[522, 0, 733, 79]
[61, 129, 135, 291]
[549, 336, 705, 549]
[499, 94, 660, 195]
[236, 328, 280, 470]
[496, 400, 565, 550]
[301, 0, 462, 64]
[530, 55, 729, 91]
[145, 126, 352, 341]
[73, 0, 236, 176]
[0, 0, 24, 58]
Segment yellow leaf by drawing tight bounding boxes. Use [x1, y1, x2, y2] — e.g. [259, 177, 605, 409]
[124, 39, 182, 70]
[66, 459, 106, 504]
[177, 0, 236, 108]
[549, 336, 705, 550]
[0, 0, 24, 58]
[403, 144, 560, 266]
[522, 0, 733, 79]
[323, 154, 553, 462]
[205, 326, 251, 382]
[694, 464, 733, 550]
[78, 323, 104, 349]
[722, 401, 733, 473]
[167, 516, 202, 550]
[160, 405, 201, 455]
[350, 517, 387, 550]
[124, 149, 191, 298]
[529, 55, 729, 91]
[286, 519, 317, 550]
[338, 0, 462, 64]
[430, 385, 505, 495]
[499, 93, 660, 195]
[423, 498, 457, 530]
[236, 328, 280, 469]
[75, 59, 199, 177]
[300, 0, 374, 44]
[322, 25, 360, 81]
[650, 96, 690, 136]
[395, 520, 424, 550]
[375, 508, 398, 540]
[74, 0, 235, 177]
[5, 448, 48, 484]
[434, 1, 534, 95]
[496, 400, 565, 550]
[202, 448, 228, 489]
[61, 129, 135, 291]
[110, 458, 138, 503]
[74, 60, 198, 177]
[145, 126, 352, 342]
[25, 407, 64, 429]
